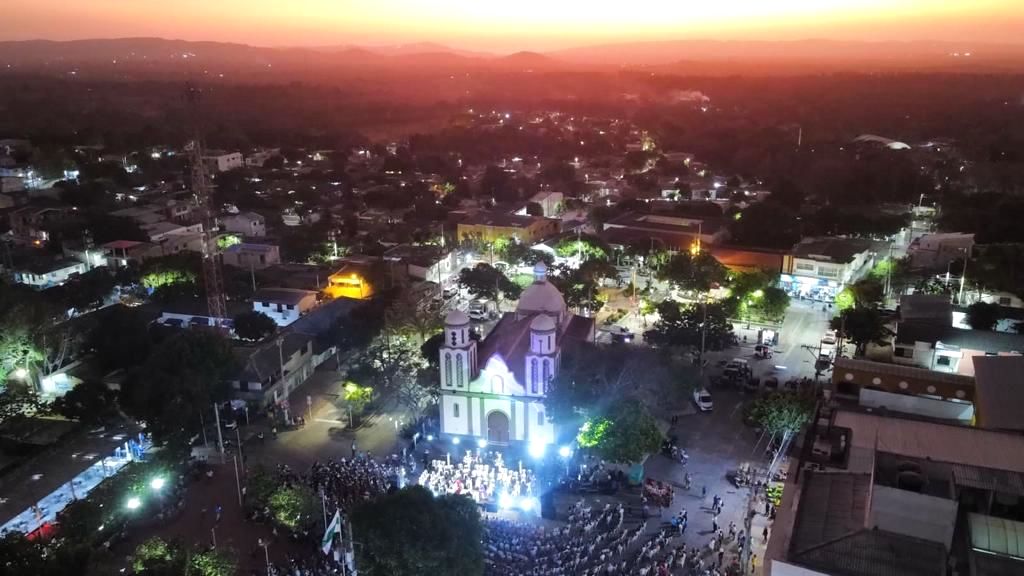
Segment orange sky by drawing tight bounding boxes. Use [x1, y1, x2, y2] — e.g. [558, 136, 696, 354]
[4, 1, 1023, 52]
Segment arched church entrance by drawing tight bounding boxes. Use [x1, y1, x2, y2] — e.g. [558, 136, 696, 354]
[487, 411, 510, 444]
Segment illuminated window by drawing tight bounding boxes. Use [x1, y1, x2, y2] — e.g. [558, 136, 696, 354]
[491, 375, 503, 394]
[444, 353, 452, 388]
[530, 359, 539, 394]
[456, 355, 464, 388]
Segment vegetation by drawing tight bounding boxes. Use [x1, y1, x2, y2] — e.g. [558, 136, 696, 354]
[644, 301, 736, 352]
[965, 301, 1002, 331]
[746, 392, 815, 436]
[458, 263, 521, 302]
[658, 251, 728, 294]
[232, 310, 277, 342]
[830, 307, 892, 356]
[268, 484, 319, 531]
[577, 399, 662, 464]
[352, 486, 484, 576]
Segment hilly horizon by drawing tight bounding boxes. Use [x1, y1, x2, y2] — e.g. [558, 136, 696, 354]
[2, 36, 1023, 75]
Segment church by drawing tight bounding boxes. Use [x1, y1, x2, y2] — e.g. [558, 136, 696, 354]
[439, 263, 594, 447]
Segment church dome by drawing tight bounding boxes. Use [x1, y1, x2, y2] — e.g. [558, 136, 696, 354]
[445, 309, 470, 326]
[530, 313, 557, 332]
[517, 263, 566, 316]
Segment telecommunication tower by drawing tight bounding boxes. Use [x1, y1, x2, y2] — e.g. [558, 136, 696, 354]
[186, 84, 227, 326]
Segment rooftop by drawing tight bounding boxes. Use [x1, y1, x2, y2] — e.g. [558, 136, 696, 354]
[895, 321, 1024, 353]
[459, 211, 550, 229]
[224, 242, 278, 254]
[792, 237, 874, 263]
[899, 294, 953, 324]
[252, 288, 317, 306]
[604, 211, 725, 235]
[18, 258, 83, 275]
[971, 355, 1024, 432]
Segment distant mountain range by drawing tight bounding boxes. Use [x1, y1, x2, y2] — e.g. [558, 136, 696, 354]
[1, 37, 1022, 75]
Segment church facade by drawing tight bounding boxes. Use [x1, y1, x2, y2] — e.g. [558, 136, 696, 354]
[438, 263, 594, 447]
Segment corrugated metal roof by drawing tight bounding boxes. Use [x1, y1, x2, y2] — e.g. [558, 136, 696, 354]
[835, 410, 1024, 475]
[972, 356, 1024, 432]
[952, 464, 1024, 497]
[834, 357, 975, 388]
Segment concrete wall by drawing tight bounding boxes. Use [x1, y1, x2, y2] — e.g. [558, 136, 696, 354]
[859, 388, 974, 423]
[441, 394, 469, 436]
[870, 485, 957, 549]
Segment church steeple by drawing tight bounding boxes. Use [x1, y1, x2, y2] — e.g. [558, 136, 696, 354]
[440, 309, 476, 391]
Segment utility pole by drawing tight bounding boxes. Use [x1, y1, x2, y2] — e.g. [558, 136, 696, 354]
[232, 454, 243, 507]
[213, 402, 225, 463]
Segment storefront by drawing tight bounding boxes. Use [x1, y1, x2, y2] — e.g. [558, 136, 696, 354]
[778, 274, 840, 302]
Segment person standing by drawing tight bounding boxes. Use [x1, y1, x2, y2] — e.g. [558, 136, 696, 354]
[712, 515, 719, 532]
[763, 526, 770, 542]
[351, 441, 357, 459]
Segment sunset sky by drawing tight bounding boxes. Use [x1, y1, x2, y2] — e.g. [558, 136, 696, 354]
[5, 0, 1024, 52]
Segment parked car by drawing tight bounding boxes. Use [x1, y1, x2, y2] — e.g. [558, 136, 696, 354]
[602, 325, 635, 344]
[692, 388, 714, 412]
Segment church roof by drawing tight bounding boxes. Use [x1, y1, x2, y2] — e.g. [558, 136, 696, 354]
[445, 309, 470, 326]
[530, 314, 557, 332]
[476, 311, 594, 388]
[516, 262, 566, 316]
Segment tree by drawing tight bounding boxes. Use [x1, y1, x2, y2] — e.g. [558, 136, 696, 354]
[548, 261, 616, 315]
[746, 391, 814, 436]
[644, 301, 736, 351]
[189, 549, 237, 576]
[343, 382, 374, 418]
[965, 302, 1002, 331]
[268, 484, 318, 532]
[385, 290, 443, 344]
[458, 263, 521, 302]
[830, 307, 892, 356]
[577, 398, 662, 464]
[352, 486, 484, 576]
[120, 332, 236, 448]
[132, 537, 185, 575]
[746, 287, 790, 322]
[84, 305, 152, 372]
[232, 311, 277, 342]
[729, 202, 801, 250]
[659, 252, 728, 294]
[52, 380, 118, 424]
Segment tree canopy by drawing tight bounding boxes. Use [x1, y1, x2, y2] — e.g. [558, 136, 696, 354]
[576, 398, 662, 464]
[232, 310, 277, 342]
[352, 486, 484, 576]
[120, 331, 236, 448]
[830, 307, 892, 356]
[644, 301, 736, 352]
[658, 251, 728, 293]
[965, 301, 1002, 331]
[458, 263, 521, 302]
[746, 391, 815, 435]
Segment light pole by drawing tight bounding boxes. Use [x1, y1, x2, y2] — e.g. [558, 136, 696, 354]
[258, 538, 271, 575]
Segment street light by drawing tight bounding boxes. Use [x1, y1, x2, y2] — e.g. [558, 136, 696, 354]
[477, 438, 487, 449]
[12, 367, 27, 380]
[558, 445, 572, 459]
[452, 437, 461, 446]
[150, 477, 165, 491]
[125, 496, 142, 510]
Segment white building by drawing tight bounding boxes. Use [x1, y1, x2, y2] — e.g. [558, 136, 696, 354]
[252, 288, 318, 327]
[203, 152, 244, 173]
[907, 232, 974, 270]
[14, 259, 87, 289]
[222, 212, 266, 237]
[439, 263, 594, 447]
[782, 237, 874, 301]
[222, 242, 280, 270]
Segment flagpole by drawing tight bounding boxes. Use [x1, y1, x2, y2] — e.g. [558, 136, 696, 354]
[321, 490, 328, 530]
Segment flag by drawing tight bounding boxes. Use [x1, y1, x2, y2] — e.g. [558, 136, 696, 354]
[321, 510, 342, 555]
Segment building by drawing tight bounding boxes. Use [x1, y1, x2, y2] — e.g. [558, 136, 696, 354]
[898, 294, 953, 325]
[221, 212, 266, 237]
[222, 242, 281, 270]
[13, 258, 87, 289]
[202, 152, 244, 173]
[8, 205, 75, 243]
[251, 288, 319, 327]
[708, 245, 793, 274]
[383, 244, 456, 284]
[325, 264, 375, 300]
[781, 237, 874, 301]
[439, 263, 594, 447]
[140, 221, 204, 243]
[526, 191, 564, 218]
[230, 333, 314, 407]
[893, 321, 1024, 376]
[157, 298, 249, 329]
[768, 409, 1024, 576]
[600, 211, 728, 254]
[971, 355, 1024, 433]
[456, 212, 560, 246]
[907, 232, 973, 270]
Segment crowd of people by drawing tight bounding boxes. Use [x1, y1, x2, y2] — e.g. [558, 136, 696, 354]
[419, 451, 537, 505]
[306, 456, 400, 511]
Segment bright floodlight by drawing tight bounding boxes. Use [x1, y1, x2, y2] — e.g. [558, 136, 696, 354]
[498, 493, 515, 510]
[126, 496, 142, 510]
[477, 438, 488, 449]
[528, 442, 546, 459]
[519, 497, 539, 512]
[452, 437, 460, 445]
[426, 435, 434, 442]
[12, 368, 28, 379]
[558, 445, 572, 459]
[150, 477, 165, 491]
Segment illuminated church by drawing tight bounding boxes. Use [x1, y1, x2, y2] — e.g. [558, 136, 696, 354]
[439, 263, 594, 447]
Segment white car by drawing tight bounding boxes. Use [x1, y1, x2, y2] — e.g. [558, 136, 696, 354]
[692, 388, 714, 412]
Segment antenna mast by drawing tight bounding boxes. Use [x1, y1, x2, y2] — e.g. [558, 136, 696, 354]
[186, 84, 228, 326]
